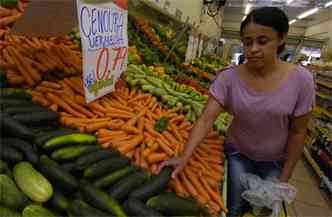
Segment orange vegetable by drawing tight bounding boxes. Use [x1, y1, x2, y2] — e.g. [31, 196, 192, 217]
[147, 153, 167, 164]
[179, 172, 198, 197]
[117, 135, 144, 154]
[46, 93, 86, 118]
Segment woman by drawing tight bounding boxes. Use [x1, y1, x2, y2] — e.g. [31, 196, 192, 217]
[158, 7, 315, 217]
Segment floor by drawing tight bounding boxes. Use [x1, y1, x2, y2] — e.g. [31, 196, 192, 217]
[286, 157, 332, 217]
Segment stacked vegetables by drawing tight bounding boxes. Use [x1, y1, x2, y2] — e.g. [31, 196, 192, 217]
[0, 35, 82, 86]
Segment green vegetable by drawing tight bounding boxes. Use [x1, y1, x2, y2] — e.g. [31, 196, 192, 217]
[69, 200, 109, 217]
[47, 189, 70, 214]
[13, 162, 53, 203]
[1, 114, 34, 140]
[43, 133, 96, 150]
[84, 157, 130, 178]
[38, 155, 79, 192]
[94, 165, 138, 189]
[51, 144, 99, 162]
[0, 206, 21, 217]
[0, 0, 18, 7]
[0, 174, 29, 210]
[124, 198, 164, 217]
[22, 205, 56, 217]
[3, 105, 50, 115]
[3, 138, 38, 165]
[81, 182, 128, 217]
[12, 111, 58, 124]
[0, 88, 31, 100]
[154, 117, 169, 133]
[0, 160, 12, 177]
[75, 149, 120, 170]
[0, 145, 23, 163]
[34, 129, 78, 147]
[146, 193, 200, 216]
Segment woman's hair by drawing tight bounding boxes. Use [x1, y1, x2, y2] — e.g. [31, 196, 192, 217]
[240, 7, 289, 54]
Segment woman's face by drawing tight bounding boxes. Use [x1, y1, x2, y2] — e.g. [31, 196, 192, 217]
[241, 22, 285, 69]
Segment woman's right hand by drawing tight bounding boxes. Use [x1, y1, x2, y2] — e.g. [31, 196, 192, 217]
[157, 156, 189, 179]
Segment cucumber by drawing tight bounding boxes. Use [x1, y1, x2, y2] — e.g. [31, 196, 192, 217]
[0, 145, 24, 163]
[129, 167, 172, 201]
[3, 138, 38, 164]
[0, 160, 12, 176]
[108, 170, 150, 202]
[94, 165, 138, 189]
[124, 198, 164, 217]
[60, 162, 77, 173]
[84, 157, 130, 178]
[47, 189, 70, 214]
[0, 206, 21, 217]
[75, 149, 120, 170]
[22, 204, 56, 217]
[13, 162, 53, 203]
[43, 133, 96, 151]
[0, 98, 33, 107]
[0, 174, 29, 210]
[38, 155, 79, 192]
[0, 88, 31, 100]
[4, 105, 50, 114]
[34, 129, 77, 147]
[146, 193, 200, 216]
[51, 144, 99, 162]
[12, 111, 58, 124]
[80, 182, 127, 217]
[69, 200, 109, 217]
[0, 0, 18, 7]
[0, 114, 34, 140]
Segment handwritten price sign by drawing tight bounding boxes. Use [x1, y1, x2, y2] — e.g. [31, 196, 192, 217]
[77, 0, 128, 103]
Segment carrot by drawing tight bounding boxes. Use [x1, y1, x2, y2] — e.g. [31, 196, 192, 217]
[107, 119, 125, 130]
[193, 151, 212, 170]
[129, 88, 137, 99]
[202, 156, 223, 164]
[143, 94, 152, 106]
[199, 176, 228, 213]
[62, 94, 95, 118]
[179, 121, 191, 130]
[85, 121, 110, 133]
[156, 138, 174, 156]
[147, 97, 156, 108]
[117, 135, 144, 154]
[184, 168, 210, 201]
[208, 201, 221, 214]
[128, 93, 150, 103]
[150, 164, 158, 175]
[88, 101, 107, 113]
[125, 150, 135, 159]
[173, 178, 188, 197]
[49, 104, 58, 112]
[179, 172, 198, 197]
[108, 101, 134, 113]
[205, 177, 219, 188]
[170, 123, 183, 143]
[106, 112, 133, 119]
[100, 142, 112, 149]
[170, 115, 185, 124]
[147, 153, 167, 164]
[106, 107, 134, 116]
[134, 148, 140, 165]
[121, 125, 140, 134]
[150, 142, 159, 152]
[207, 131, 219, 139]
[32, 95, 51, 107]
[144, 120, 160, 138]
[97, 129, 127, 137]
[46, 93, 87, 118]
[64, 78, 83, 95]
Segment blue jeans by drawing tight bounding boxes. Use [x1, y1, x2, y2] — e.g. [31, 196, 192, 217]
[226, 143, 284, 217]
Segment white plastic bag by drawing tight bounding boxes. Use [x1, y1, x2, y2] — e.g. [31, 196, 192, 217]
[240, 173, 297, 217]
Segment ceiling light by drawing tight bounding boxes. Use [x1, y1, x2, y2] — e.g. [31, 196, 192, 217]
[325, 1, 332, 8]
[245, 4, 252, 15]
[287, 0, 295, 4]
[297, 8, 319, 19]
[289, 19, 297, 25]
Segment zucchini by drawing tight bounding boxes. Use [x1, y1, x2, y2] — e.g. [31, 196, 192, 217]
[0, 174, 29, 210]
[47, 189, 70, 214]
[0, 98, 33, 107]
[81, 182, 127, 217]
[0, 145, 23, 163]
[22, 204, 56, 217]
[0, 114, 34, 140]
[94, 165, 138, 189]
[0, 206, 21, 217]
[43, 133, 96, 151]
[34, 129, 77, 147]
[13, 161, 53, 203]
[108, 170, 150, 202]
[0, 160, 12, 176]
[124, 198, 164, 217]
[84, 157, 130, 178]
[12, 111, 58, 124]
[3, 105, 50, 114]
[51, 144, 99, 162]
[3, 138, 38, 164]
[146, 193, 200, 216]
[69, 200, 109, 217]
[129, 167, 172, 201]
[0, 88, 31, 100]
[60, 162, 77, 173]
[38, 155, 79, 192]
[0, 0, 18, 7]
[75, 149, 120, 170]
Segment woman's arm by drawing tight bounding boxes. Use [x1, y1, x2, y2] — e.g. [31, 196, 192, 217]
[279, 113, 311, 182]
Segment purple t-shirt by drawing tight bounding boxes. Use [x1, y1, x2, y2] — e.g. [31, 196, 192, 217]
[209, 66, 315, 161]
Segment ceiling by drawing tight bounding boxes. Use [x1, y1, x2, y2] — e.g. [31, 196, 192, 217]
[222, 0, 332, 28]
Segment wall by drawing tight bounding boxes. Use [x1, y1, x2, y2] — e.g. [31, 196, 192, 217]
[305, 19, 332, 50]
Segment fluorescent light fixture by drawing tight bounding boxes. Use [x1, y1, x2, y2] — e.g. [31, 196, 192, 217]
[287, 0, 295, 4]
[325, 1, 332, 8]
[242, 15, 247, 21]
[297, 8, 319, 19]
[289, 19, 297, 25]
[245, 4, 252, 15]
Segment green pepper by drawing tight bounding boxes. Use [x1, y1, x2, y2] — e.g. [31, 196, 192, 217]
[154, 117, 169, 133]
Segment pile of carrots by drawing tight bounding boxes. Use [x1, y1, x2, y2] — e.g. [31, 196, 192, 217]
[31, 76, 227, 215]
[0, 35, 81, 87]
[0, 0, 28, 38]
